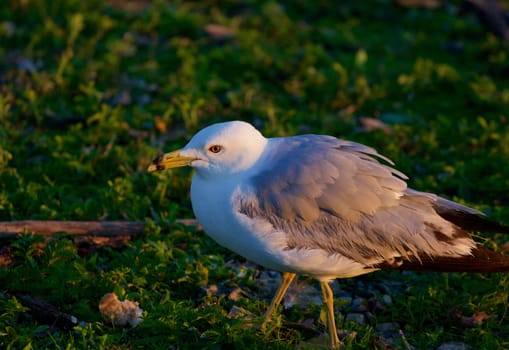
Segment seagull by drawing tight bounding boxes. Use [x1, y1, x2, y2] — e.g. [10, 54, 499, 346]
[148, 120, 509, 349]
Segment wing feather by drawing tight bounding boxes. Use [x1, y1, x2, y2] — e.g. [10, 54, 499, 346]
[237, 134, 501, 266]
[249, 135, 407, 222]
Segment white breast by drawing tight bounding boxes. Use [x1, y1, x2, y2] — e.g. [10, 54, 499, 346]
[190, 176, 284, 268]
[190, 175, 372, 281]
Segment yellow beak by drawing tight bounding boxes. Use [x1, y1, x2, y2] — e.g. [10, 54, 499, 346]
[147, 150, 195, 172]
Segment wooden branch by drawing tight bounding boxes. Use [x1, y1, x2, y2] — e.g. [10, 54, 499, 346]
[0, 220, 145, 238]
[18, 294, 83, 330]
[0, 219, 201, 239]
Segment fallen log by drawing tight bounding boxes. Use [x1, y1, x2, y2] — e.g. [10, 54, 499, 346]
[0, 220, 145, 238]
[0, 219, 200, 239]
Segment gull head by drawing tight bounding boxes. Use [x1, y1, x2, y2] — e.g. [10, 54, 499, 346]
[148, 121, 268, 179]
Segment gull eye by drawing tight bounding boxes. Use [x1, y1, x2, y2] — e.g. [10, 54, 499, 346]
[208, 145, 223, 154]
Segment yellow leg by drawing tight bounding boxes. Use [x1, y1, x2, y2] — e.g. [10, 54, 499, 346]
[262, 272, 297, 324]
[320, 281, 340, 349]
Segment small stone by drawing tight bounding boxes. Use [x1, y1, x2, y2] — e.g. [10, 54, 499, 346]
[357, 290, 376, 299]
[364, 312, 375, 324]
[374, 283, 391, 294]
[137, 93, 151, 106]
[228, 287, 244, 301]
[283, 282, 321, 309]
[436, 342, 472, 350]
[370, 299, 386, 313]
[381, 294, 393, 306]
[227, 305, 254, 320]
[345, 313, 366, 326]
[350, 297, 368, 312]
[204, 284, 218, 296]
[376, 322, 400, 334]
[254, 270, 282, 298]
[267, 270, 280, 278]
[330, 280, 343, 294]
[17, 57, 37, 73]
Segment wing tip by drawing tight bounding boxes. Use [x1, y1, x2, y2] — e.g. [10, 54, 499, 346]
[372, 246, 509, 273]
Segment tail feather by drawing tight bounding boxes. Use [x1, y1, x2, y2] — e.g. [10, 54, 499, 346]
[372, 192, 509, 273]
[374, 247, 509, 273]
[433, 196, 509, 234]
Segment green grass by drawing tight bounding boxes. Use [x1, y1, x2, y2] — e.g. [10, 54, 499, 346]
[1, 0, 509, 348]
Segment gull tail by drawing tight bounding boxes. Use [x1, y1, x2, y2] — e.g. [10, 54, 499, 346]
[374, 193, 509, 273]
[374, 246, 509, 273]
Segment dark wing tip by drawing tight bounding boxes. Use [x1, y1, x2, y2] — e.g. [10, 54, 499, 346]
[432, 198, 509, 234]
[373, 246, 509, 273]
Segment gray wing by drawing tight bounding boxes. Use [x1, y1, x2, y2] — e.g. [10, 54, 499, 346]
[251, 135, 408, 222]
[238, 135, 482, 265]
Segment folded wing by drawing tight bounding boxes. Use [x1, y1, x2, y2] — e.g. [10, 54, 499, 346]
[238, 134, 509, 272]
